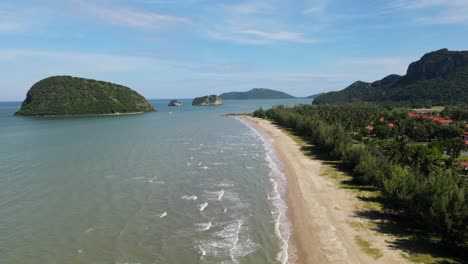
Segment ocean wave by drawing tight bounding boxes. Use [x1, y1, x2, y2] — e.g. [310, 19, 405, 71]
[159, 212, 167, 218]
[234, 117, 295, 264]
[196, 222, 212, 232]
[181, 195, 198, 201]
[198, 202, 208, 212]
[204, 189, 225, 201]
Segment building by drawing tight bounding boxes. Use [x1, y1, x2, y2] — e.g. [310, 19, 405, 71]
[407, 112, 453, 125]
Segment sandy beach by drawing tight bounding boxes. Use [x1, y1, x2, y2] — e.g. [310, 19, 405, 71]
[240, 116, 408, 264]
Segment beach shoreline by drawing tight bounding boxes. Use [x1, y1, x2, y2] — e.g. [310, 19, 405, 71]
[237, 116, 408, 264]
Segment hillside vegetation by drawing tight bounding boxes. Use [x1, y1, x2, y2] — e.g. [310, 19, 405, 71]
[16, 76, 155, 116]
[220, 88, 295, 100]
[314, 49, 468, 106]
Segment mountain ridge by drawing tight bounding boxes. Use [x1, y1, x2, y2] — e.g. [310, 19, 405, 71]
[314, 49, 468, 106]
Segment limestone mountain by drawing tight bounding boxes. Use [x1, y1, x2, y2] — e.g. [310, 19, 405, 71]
[314, 49, 468, 106]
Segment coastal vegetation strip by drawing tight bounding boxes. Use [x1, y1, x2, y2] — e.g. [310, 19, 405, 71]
[253, 103, 468, 262]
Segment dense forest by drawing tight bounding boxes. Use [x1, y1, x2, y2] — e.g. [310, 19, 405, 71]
[220, 88, 295, 100]
[314, 49, 468, 106]
[253, 103, 468, 246]
[15, 76, 155, 116]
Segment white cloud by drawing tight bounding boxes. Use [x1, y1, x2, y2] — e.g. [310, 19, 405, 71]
[206, 28, 316, 45]
[388, 0, 468, 24]
[0, 5, 48, 33]
[222, 1, 274, 15]
[0, 49, 153, 73]
[302, 0, 327, 15]
[73, 0, 190, 30]
[204, 0, 319, 44]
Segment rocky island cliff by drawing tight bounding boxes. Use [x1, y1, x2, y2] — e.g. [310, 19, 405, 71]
[168, 100, 182, 106]
[192, 95, 223, 106]
[15, 76, 155, 116]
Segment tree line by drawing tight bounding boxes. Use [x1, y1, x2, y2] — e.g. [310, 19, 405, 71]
[253, 103, 467, 245]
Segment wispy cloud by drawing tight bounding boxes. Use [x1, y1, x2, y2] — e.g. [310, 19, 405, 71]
[387, 0, 468, 24]
[222, 1, 274, 15]
[0, 49, 153, 73]
[74, 0, 190, 30]
[204, 0, 319, 44]
[207, 28, 316, 44]
[302, 0, 327, 15]
[0, 5, 48, 33]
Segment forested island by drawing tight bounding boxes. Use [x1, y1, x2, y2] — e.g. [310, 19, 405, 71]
[253, 103, 468, 258]
[15, 76, 155, 116]
[220, 88, 295, 100]
[192, 95, 223, 106]
[314, 49, 468, 106]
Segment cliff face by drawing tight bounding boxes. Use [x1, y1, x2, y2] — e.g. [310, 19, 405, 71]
[192, 95, 223, 106]
[402, 49, 468, 83]
[314, 49, 468, 105]
[15, 76, 155, 116]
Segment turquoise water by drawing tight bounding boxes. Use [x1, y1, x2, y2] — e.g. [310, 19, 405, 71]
[0, 99, 310, 263]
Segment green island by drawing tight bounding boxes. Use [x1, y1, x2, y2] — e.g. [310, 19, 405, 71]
[254, 103, 468, 262]
[220, 88, 295, 100]
[314, 49, 468, 106]
[15, 76, 155, 116]
[192, 95, 223, 106]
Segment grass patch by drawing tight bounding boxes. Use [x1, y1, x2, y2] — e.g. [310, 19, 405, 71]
[412, 106, 445, 113]
[403, 253, 459, 264]
[355, 236, 383, 259]
[348, 220, 377, 231]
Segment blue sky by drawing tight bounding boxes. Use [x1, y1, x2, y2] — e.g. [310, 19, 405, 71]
[1, 0, 468, 100]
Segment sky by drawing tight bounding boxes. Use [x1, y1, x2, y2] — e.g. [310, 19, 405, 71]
[1, 0, 468, 101]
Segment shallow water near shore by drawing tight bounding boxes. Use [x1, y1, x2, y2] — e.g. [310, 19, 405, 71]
[0, 99, 308, 263]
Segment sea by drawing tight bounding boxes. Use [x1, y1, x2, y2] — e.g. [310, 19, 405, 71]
[0, 99, 310, 264]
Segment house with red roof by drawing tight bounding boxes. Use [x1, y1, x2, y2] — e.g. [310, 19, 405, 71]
[407, 112, 453, 125]
[461, 162, 468, 171]
[463, 132, 468, 146]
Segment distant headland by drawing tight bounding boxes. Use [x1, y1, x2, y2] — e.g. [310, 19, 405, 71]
[15, 76, 155, 116]
[220, 88, 295, 100]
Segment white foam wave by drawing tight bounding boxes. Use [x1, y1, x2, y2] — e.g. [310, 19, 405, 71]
[234, 117, 295, 264]
[181, 195, 198, 201]
[159, 212, 167, 218]
[195, 219, 259, 261]
[199, 202, 208, 212]
[196, 221, 212, 232]
[218, 183, 234, 188]
[217, 189, 225, 200]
